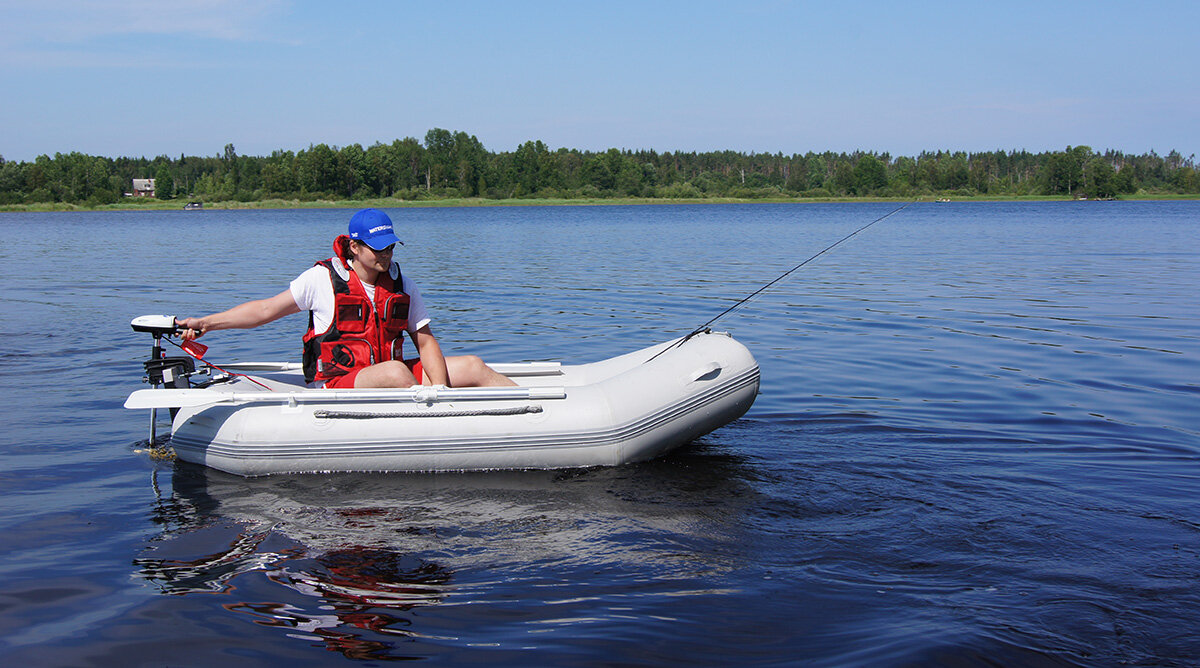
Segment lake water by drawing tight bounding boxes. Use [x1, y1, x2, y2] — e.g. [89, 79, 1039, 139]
[0, 202, 1197, 666]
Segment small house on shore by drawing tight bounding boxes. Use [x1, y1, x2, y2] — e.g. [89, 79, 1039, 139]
[130, 179, 156, 197]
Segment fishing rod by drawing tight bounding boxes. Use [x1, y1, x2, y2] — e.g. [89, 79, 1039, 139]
[649, 200, 914, 361]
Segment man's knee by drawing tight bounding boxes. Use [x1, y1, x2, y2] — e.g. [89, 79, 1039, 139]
[447, 355, 485, 384]
[382, 360, 418, 386]
[357, 360, 417, 388]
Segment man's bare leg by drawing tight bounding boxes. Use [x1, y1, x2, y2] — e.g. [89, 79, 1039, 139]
[443, 355, 517, 387]
[353, 360, 419, 388]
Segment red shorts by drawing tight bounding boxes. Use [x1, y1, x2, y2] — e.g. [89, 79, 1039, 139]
[323, 359, 423, 389]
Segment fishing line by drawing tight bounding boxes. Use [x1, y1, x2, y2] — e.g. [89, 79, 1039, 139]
[648, 200, 914, 361]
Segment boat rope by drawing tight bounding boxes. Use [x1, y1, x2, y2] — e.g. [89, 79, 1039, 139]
[315, 405, 544, 420]
[646, 200, 914, 362]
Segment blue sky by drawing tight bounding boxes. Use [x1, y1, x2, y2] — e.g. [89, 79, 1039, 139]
[1, 1, 1196, 161]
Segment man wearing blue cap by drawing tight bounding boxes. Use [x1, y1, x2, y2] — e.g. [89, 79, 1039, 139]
[179, 209, 515, 389]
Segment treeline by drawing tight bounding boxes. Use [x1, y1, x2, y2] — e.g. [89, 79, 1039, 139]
[1, 129, 1197, 206]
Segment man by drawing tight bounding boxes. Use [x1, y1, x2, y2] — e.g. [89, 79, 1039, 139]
[178, 208, 515, 389]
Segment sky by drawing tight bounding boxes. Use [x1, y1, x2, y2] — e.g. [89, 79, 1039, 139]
[1, 0, 1197, 162]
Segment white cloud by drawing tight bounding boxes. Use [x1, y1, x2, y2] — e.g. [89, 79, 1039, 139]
[1, 0, 288, 43]
[0, 0, 294, 69]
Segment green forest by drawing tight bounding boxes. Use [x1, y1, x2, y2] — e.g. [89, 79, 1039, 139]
[2, 128, 1197, 207]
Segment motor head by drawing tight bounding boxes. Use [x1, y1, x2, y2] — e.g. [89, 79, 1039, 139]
[131, 315, 182, 336]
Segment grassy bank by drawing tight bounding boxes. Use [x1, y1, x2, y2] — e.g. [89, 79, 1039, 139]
[2, 192, 1196, 213]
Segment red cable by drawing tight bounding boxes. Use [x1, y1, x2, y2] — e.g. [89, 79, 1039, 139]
[165, 337, 274, 391]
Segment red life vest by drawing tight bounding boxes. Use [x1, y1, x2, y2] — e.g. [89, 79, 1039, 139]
[302, 236, 410, 384]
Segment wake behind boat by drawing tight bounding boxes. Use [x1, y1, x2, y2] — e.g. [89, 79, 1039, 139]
[126, 316, 759, 476]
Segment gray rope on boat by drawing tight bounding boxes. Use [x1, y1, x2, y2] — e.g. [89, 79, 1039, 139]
[315, 405, 543, 420]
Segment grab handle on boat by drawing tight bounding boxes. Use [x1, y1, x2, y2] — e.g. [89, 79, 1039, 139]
[689, 362, 722, 382]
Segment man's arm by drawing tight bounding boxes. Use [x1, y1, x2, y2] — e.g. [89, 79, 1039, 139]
[411, 325, 449, 386]
[178, 290, 301, 339]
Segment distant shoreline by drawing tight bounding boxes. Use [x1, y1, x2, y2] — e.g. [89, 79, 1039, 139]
[2, 193, 1197, 213]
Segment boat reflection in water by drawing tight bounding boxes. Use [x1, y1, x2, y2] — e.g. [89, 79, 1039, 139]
[136, 468, 456, 659]
[225, 547, 451, 660]
[134, 445, 757, 659]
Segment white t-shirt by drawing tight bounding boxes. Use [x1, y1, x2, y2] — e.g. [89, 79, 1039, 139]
[289, 260, 431, 335]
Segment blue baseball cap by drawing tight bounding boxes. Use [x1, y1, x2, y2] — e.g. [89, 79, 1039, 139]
[347, 209, 403, 250]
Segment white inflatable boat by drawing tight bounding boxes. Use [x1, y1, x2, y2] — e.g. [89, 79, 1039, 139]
[125, 316, 759, 476]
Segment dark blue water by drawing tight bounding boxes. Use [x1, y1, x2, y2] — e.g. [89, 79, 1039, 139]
[1, 202, 1197, 665]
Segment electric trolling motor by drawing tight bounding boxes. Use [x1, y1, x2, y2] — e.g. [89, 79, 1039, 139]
[131, 315, 203, 442]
